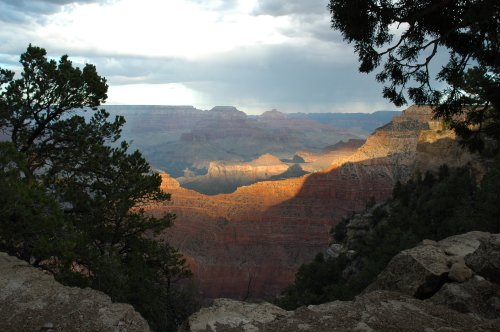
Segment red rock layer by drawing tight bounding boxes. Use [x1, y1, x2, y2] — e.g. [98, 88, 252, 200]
[146, 106, 448, 299]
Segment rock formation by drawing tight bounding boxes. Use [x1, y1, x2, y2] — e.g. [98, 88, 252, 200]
[105, 105, 367, 177]
[184, 232, 500, 332]
[178, 139, 366, 195]
[147, 105, 474, 299]
[178, 154, 291, 194]
[415, 120, 477, 172]
[185, 299, 286, 332]
[0, 252, 149, 331]
[295, 138, 365, 172]
[366, 231, 500, 318]
[184, 291, 499, 332]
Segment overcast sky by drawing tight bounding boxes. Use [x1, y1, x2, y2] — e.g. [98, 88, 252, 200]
[0, 0, 399, 114]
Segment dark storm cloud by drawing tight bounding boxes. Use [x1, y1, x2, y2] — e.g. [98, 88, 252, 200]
[252, 0, 328, 17]
[94, 43, 388, 112]
[187, 45, 381, 109]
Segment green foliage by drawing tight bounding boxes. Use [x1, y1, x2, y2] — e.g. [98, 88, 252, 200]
[0, 142, 76, 266]
[277, 164, 500, 310]
[0, 45, 198, 331]
[331, 218, 347, 242]
[277, 253, 350, 310]
[328, 1, 500, 150]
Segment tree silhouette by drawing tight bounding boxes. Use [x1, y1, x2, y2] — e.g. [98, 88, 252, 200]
[329, 0, 499, 150]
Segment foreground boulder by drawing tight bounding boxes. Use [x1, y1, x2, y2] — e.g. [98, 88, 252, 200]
[0, 252, 149, 331]
[185, 292, 499, 331]
[366, 231, 500, 318]
[186, 299, 287, 331]
[430, 276, 500, 319]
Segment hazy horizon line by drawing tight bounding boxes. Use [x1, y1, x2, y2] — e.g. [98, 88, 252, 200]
[102, 103, 402, 116]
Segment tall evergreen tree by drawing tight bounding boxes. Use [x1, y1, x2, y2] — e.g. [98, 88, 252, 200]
[0, 45, 196, 331]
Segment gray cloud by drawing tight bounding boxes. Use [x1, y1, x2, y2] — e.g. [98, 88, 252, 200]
[0, 0, 396, 113]
[277, 13, 343, 45]
[2, 0, 108, 7]
[189, 46, 383, 111]
[252, 0, 342, 46]
[89, 43, 390, 112]
[0, 0, 112, 23]
[252, 0, 328, 17]
[185, 0, 237, 11]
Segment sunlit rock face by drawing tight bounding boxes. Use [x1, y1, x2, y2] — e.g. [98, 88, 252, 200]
[146, 105, 472, 300]
[294, 138, 365, 172]
[177, 140, 366, 195]
[415, 121, 477, 172]
[177, 154, 291, 195]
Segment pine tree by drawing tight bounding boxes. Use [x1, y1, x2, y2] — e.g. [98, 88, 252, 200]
[0, 45, 197, 331]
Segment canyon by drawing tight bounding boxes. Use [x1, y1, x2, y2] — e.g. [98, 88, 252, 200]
[145, 105, 473, 300]
[178, 139, 364, 194]
[105, 105, 396, 178]
[178, 153, 293, 195]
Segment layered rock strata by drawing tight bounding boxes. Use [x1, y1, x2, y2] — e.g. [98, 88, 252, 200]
[110, 105, 363, 177]
[178, 140, 365, 195]
[295, 138, 365, 172]
[178, 154, 291, 194]
[148, 105, 472, 299]
[0, 252, 149, 332]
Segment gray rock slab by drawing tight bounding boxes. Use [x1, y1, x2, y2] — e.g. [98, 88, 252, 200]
[0, 252, 149, 331]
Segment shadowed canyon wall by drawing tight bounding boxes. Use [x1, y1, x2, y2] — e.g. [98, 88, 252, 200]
[145, 105, 471, 299]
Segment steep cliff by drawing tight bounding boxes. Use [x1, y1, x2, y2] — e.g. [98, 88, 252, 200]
[147, 105, 473, 300]
[278, 162, 499, 310]
[0, 252, 149, 331]
[415, 120, 477, 171]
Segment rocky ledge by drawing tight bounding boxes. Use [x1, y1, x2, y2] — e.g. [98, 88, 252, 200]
[0, 252, 149, 331]
[366, 231, 500, 319]
[184, 232, 500, 331]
